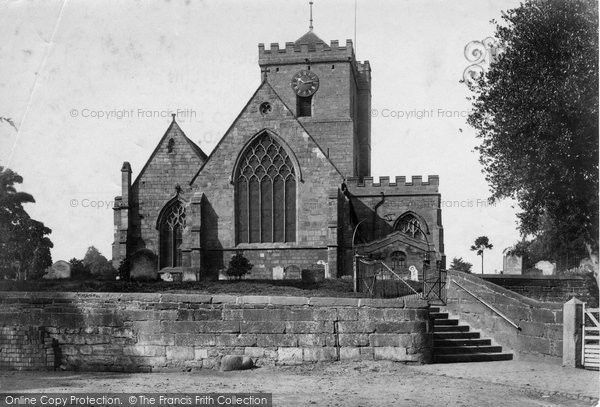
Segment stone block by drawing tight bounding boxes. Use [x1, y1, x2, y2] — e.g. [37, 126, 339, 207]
[337, 308, 358, 321]
[373, 347, 407, 361]
[214, 334, 258, 347]
[240, 321, 286, 334]
[374, 321, 419, 333]
[239, 296, 271, 305]
[520, 322, 546, 337]
[194, 348, 209, 359]
[242, 309, 285, 321]
[296, 334, 336, 347]
[138, 334, 175, 346]
[268, 296, 309, 306]
[337, 321, 376, 334]
[339, 347, 361, 360]
[309, 297, 358, 307]
[166, 346, 195, 361]
[531, 308, 557, 323]
[257, 334, 298, 347]
[303, 347, 337, 362]
[370, 334, 412, 347]
[162, 321, 240, 334]
[244, 347, 266, 357]
[174, 334, 216, 347]
[285, 321, 334, 334]
[277, 347, 303, 364]
[338, 334, 369, 347]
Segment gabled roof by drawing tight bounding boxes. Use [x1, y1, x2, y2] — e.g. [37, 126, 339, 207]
[190, 80, 343, 186]
[131, 117, 207, 187]
[294, 30, 330, 50]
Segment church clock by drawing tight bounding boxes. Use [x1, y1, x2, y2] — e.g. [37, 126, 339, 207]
[291, 70, 319, 97]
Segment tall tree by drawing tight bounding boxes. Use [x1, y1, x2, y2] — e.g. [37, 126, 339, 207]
[467, 0, 599, 262]
[471, 236, 493, 274]
[0, 166, 53, 279]
[83, 246, 116, 280]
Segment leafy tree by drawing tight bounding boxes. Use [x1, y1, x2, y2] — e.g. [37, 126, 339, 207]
[471, 236, 493, 274]
[82, 246, 116, 280]
[467, 0, 599, 263]
[449, 257, 473, 273]
[226, 251, 253, 280]
[69, 258, 92, 280]
[0, 166, 53, 279]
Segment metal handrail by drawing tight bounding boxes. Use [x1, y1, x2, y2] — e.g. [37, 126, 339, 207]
[451, 279, 521, 331]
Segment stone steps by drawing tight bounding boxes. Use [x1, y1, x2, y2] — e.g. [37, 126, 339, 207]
[430, 306, 513, 364]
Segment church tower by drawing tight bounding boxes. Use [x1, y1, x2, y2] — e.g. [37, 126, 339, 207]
[258, 29, 371, 179]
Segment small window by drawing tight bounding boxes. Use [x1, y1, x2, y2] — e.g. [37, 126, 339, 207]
[275, 67, 280, 72]
[259, 102, 272, 115]
[167, 138, 175, 153]
[297, 96, 312, 117]
[331, 64, 335, 69]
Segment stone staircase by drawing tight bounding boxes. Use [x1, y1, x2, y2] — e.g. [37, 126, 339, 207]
[431, 306, 513, 363]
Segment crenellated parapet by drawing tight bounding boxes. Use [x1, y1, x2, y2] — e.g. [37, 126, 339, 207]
[259, 39, 357, 65]
[345, 175, 439, 195]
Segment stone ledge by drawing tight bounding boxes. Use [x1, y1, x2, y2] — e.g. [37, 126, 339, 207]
[0, 292, 430, 309]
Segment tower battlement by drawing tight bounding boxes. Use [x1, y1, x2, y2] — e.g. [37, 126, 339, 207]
[258, 39, 358, 65]
[345, 176, 440, 194]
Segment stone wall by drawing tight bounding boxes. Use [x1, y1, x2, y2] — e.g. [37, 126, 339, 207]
[0, 292, 432, 372]
[446, 271, 563, 361]
[481, 274, 599, 306]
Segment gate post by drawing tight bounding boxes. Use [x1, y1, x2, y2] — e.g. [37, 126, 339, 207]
[562, 297, 583, 368]
[353, 255, 358, 293]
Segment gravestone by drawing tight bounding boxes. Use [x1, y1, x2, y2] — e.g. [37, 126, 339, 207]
[535, 260, 556, 276]
[272, 266, 284, 280]
[129, 249, 158, 280]
[316, 260, 330, 279]
[284, 265, 301, 280]
[408, 265, 419, 281]
[43, 260, 71, 279]
[502, 253, 522, 275]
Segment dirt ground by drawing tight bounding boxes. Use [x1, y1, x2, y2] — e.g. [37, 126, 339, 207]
[1, 360, 598, 407]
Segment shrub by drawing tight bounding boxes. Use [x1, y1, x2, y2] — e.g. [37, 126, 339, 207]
[226, 251, 253, 280]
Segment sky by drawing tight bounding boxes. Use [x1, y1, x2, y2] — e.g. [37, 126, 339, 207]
[0, 0, 524, 273]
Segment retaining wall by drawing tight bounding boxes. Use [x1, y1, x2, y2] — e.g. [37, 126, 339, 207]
[481, 274, 598, 306]
[446, 271, 563, 361]
[0, 292, 431, 372]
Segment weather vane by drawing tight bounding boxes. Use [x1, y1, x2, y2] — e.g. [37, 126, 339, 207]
[309, 1, 314, 31]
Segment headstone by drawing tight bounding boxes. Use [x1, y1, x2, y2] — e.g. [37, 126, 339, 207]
[129, 249, 158, 280]
[317, 260, 330, 279]
[272, 266, 284, 280]
[43, 260, 71, 279]
[284, 265, 301, 280]
[408, 265, 419, 281]
[160, 272, 173, 282]
[182, 270, 197, 282]
[302, 264, 325, 283]
[535, 260, 556, 276]
[503, 254, 523, 275]
[218, 270, 230, 280]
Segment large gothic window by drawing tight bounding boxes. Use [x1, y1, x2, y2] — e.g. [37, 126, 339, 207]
[159, 201, 185, 268]
[395, 214, 425, 241]
[236, 133, 296, 243]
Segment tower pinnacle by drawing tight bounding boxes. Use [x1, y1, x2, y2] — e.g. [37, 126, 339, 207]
[309, 1, 314, 31]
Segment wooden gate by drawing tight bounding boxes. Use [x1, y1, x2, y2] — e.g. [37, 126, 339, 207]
[582, 305, 600, 370]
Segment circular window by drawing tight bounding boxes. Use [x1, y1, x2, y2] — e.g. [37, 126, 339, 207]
[259, 102, 272, 115]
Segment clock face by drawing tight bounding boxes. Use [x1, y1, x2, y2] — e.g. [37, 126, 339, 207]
[291, 70, 319, 97]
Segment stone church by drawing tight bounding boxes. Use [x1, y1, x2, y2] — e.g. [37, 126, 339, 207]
[112, 28, 445, 281]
